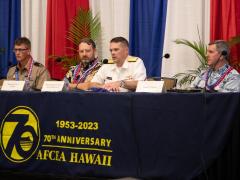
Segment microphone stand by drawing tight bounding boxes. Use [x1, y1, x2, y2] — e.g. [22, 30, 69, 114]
[148, 53, 170, 81]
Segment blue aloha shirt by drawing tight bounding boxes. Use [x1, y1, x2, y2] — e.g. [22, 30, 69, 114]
[191, 64, 240, 92]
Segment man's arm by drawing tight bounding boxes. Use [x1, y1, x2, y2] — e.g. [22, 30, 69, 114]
[103, 80, 138, 92]
[68, 82, 103, 90]
[35, 68, 51, 90]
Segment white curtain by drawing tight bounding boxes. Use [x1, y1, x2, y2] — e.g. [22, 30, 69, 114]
[162, 0, 210, 78]
[89, 0, 130, 60]
[21, 0, 47, 64]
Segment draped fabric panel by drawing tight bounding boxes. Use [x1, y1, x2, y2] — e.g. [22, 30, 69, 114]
[89, 0, 130, 60]
[162, 0, 210, 78]
[0, 0, 21, 78]
[4, 0, 240, 79]
[129, 0, 168, 77]
[210, 0, 240, 72]
[21, 0, 47, 65]
[45, 0, 89, 80]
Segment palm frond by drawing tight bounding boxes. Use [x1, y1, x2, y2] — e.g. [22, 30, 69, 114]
[228, 35, 240, 46]
[67, 9, 101, 46]
[51, 9, 101, 70]
[174, 39, 207, 64]
[174, 34, 208, 87]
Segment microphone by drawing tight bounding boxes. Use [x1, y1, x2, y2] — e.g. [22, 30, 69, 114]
[161, 53, 170, 59]
[101, 59, 109, 64]
[221, 50, 227, 57]
[146, 53, 170, 82]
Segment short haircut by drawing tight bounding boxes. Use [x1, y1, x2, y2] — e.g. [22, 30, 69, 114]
[79, 38, 96, 49]
[209, 40, 230, 61]
[110, 37, 129, 47]
[14, 37, 31, 49]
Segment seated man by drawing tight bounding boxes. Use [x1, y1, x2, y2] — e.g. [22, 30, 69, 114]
[65, 38, 101, 90]
[71, 36, 146, 92]
[7, 37, 50, 90]
[191, 40, 240, 92]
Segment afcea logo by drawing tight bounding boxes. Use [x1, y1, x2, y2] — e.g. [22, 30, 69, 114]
[0, 106, 40, 163]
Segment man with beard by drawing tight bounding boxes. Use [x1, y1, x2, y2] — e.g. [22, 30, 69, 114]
[64, 38, 101, 90]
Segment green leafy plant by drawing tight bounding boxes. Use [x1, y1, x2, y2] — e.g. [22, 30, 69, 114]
[51, 8, 101, 69]
[173, 38, 208, 87]
[174, 34, 240, 87]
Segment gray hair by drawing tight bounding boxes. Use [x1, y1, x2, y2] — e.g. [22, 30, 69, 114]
[209, 40, 230, 61]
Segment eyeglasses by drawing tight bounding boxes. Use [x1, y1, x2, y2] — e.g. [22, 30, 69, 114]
[13, 48, 29, 53]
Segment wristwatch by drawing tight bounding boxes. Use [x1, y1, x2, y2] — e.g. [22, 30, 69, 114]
[120, 80, 126, 88]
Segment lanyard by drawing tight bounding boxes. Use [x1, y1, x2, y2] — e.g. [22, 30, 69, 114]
[205, 66, 233, 90]
[73, 59, 99, 83]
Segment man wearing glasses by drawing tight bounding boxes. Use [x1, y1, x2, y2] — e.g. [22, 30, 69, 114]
[7, 37, 50, 91]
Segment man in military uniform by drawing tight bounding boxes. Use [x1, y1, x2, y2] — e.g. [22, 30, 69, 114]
[91, 36, 146, 92]
[7, 37, 50, 90]
[66, 38, 101, 90]
[191, 40, 240, 92]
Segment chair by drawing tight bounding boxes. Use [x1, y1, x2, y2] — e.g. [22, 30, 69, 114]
[161, 77, 177, 91]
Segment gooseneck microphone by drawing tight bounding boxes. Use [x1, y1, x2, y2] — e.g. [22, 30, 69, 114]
[221, 50, 227, 57]
[101, 59, 109, 64]
[161, 53, 170, 59]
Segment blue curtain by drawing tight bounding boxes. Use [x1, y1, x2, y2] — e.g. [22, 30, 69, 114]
[129, 0, 168, 77]
[0, 0, 21, 78]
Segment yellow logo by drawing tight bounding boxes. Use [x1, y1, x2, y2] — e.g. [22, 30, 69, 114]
[0, 106, 40, 163]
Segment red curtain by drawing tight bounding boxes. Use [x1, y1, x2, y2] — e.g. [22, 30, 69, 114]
[210, 0, 240, 72]
[45, 0, 89, 80]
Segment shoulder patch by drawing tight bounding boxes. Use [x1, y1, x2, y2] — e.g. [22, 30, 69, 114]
[127, 56, 138, 62]
[34, 62, 44, 67]
[107, 59, 114, 64]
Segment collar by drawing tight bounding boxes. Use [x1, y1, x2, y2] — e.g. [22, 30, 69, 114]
[215, 64, 229, 74]
[17, 58, 32, 72]
[111, 56, 130, 71]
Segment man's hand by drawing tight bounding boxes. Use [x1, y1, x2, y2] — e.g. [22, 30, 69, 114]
[103, 81, 121, 92]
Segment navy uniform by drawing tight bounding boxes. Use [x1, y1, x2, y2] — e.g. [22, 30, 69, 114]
[91, 56, 146, 92]
[7, 61, 50, 90]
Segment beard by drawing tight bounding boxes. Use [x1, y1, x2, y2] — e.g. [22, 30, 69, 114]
[82, 59, 91, 64]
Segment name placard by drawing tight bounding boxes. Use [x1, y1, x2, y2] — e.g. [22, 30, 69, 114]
[41, 81, 65, 92]
[1, 80, 25, 91]
[136, 80, 164, 93]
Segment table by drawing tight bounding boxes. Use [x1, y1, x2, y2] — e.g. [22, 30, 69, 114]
[0, 92, 239, 179]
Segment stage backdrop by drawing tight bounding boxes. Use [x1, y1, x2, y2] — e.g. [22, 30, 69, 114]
[0, 0, 240, 79]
